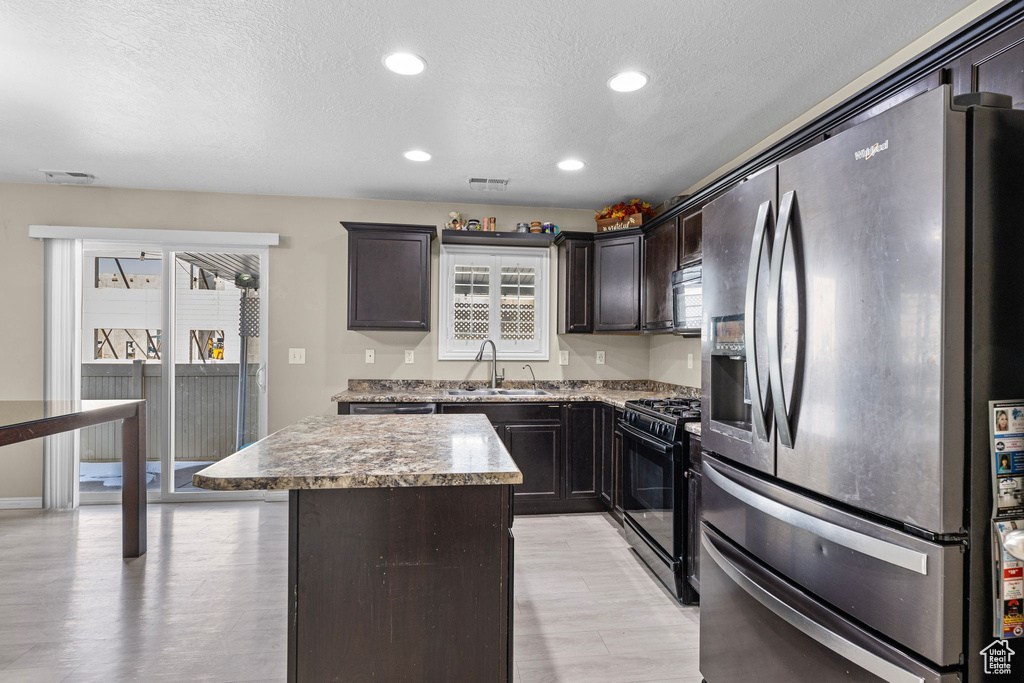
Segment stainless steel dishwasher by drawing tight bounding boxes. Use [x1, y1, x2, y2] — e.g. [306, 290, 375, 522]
[348, 403, 437, 415]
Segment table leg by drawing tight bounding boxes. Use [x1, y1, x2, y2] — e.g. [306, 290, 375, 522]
[121, 406, 147, 558]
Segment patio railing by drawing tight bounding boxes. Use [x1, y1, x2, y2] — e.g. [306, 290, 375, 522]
[81, 360, 259, 462]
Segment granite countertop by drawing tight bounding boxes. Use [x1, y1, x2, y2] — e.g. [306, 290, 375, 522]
[192, 414, 523, 491]
[331, 379, 700, 410]
[684, 422, 701, 437]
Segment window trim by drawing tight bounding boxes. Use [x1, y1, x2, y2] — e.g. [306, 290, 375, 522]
[438, 245, 550, 361]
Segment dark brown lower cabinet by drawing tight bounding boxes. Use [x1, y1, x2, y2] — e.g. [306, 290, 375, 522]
[684, 433, 702, 595]
[440, 403, 605, 514]
[288, 484, 512, 682]
[502, 423, 561, 501]
[564, 403, 602, 499]
[601, 406, 623, 523]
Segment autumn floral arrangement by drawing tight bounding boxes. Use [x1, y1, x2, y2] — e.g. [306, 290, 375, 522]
[595, 199, 655, 231]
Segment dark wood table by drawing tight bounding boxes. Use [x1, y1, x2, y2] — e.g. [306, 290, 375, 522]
[0, 399, 147, 558]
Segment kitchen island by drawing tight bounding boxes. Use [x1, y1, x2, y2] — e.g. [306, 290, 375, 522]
[193, 413, 522, 683]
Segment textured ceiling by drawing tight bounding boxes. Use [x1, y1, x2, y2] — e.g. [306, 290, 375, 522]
[0, 0, 973, 209]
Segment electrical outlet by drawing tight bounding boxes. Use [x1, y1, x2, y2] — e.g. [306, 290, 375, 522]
[288, 348, 306, 364]
[405, 350, 415, 364]
[558, 350, 569, 366]
[365, 349, 375, 364]
[687, 353, 693, 369]
[596, 350, 606, 365]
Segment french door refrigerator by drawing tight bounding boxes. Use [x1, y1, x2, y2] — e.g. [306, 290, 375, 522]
[699, 85, 1024, 683]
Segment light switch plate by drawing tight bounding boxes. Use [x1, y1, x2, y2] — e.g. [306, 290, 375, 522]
[405, 350, 415, 364]
[596, 350, 606, 365]
[288, 348, 306, 364]
[365, 349, 375, 364]
[687, 353, 693, 369]
[558, 350, 569, 366]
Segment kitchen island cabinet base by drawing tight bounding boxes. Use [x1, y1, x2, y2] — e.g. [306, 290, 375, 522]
[288, 484, 513, 683]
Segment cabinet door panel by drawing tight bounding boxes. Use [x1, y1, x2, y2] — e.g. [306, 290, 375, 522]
[680, 212, 703, 265]
[503, 424, 561, 500]
[642, 221, 678, 332]
[612, 409, 624, 514]
[344, 224, 433, 330]
[954, 21, 1024, 107]
[600, 406, 614, 508]
[593, 234, 641, 332]
[565, 404, 601, 499]
[559, 240, 593, 333]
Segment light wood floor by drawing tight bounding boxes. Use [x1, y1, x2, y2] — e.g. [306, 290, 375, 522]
[0, 503, 701, 683]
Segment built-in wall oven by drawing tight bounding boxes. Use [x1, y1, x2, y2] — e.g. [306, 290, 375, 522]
[620, 398, 700, 603]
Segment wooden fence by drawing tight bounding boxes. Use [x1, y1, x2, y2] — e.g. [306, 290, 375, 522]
[81, 361, 259, 462]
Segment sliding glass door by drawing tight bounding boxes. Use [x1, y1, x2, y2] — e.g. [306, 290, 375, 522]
[78, 241, 268, 501]
[79, 247, 165, 495]
[168, 250, 266, 492]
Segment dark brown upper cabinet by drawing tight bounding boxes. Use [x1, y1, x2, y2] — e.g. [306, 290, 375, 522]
[341, 222, 436, 331]
[679, 211, 703, 266]
[556, 232, 594, 334]
[641, 220, 679, 333]
[954, 20, 1024, 108]
[593, 229, 642, 333]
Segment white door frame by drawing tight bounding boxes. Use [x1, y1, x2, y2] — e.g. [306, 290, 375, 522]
[158, 243, 271, 502]
[34, 226, 278, 505]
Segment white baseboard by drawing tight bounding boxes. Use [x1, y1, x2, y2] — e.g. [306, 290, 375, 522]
[0, 497, 43, 509]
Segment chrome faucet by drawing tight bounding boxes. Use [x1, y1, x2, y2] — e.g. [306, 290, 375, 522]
[475, 339, 505, 388]
[522, 364, 537, 392]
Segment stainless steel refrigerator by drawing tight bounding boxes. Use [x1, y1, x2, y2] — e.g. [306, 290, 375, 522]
[699, 85, 1024, 682]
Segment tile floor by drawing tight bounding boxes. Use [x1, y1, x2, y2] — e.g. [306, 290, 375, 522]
[0, 502, 701, 682]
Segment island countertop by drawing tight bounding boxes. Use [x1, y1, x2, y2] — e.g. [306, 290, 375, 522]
[192, 414, 523, 491]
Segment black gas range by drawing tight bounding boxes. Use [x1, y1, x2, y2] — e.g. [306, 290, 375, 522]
[619, 396, 701, 604]
[622, 397, 701, 441]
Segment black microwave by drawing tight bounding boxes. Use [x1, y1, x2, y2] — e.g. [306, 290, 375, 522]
[671, 262, 701, 337]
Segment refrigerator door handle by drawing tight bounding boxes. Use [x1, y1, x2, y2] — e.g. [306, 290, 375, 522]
[701, 530, 927, 683]
[704, 461, 928, 574]
[744, 200, 773, 441]
[767, 189, 796, 448]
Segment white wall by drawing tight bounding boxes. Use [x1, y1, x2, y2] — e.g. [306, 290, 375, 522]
[649, 335, 701, 388]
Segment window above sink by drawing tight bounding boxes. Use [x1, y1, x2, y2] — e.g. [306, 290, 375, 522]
[438, 245, 550, 361]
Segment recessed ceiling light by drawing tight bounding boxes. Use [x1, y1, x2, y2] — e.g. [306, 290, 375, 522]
[608, 71, 648, 92]
[404, 150, 431, 161]
[384, 52, 426, 75]
[557, 159, 585, 171]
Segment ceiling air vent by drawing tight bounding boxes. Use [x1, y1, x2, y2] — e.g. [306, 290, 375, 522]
[42, 170, 95, 185]
[468, 177, 509, 191]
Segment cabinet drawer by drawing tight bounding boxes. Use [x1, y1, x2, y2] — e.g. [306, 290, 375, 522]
[440, 403, 561, 423]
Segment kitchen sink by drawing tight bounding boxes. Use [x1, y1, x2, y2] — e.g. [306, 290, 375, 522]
[443, 388, 552, 396]
[495, 389, 552, 396]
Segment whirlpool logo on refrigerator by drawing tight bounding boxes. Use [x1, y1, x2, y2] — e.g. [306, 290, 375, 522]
[854, 139, 889, 161]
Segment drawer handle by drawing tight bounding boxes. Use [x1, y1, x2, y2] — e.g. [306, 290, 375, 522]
[704, 462, 927, 575]
[702, 531, 926, 683]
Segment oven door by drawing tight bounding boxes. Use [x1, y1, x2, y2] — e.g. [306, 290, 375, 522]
[621, 422, 680, 559]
